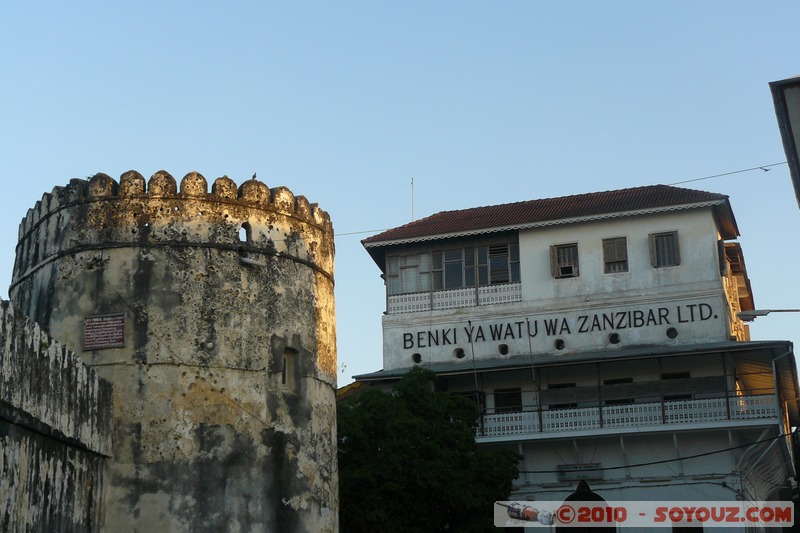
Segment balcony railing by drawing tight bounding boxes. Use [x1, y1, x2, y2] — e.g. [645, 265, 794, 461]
[478, 395, 777, 438]
[388, 283, 523, 314]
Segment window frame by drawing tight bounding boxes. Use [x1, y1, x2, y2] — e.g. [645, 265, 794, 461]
[493, 387, 523, 413]
[386, 253, 432, 295]
[649, 231, 680, 268]
[547, 382, 578, 410]
[442, 248, 467, 290]
[550, 243, 580, 279]
[602, 377, 634, 406]
[602, 237, 629, 273]
[662, 371, 692, 401]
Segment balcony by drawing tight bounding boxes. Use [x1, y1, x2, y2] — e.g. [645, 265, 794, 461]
[388, 283, 523, 314]
[477, 395, 778, 440]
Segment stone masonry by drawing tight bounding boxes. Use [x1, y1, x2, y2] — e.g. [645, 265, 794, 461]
[8, 171, 338, 532]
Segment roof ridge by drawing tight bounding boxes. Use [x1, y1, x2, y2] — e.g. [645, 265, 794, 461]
[363, 184, 730, 246]
[437, 183, 722, 213]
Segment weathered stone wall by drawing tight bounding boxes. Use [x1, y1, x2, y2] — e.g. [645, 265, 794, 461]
[9, 171, 338, 532]
[0, 300, 112, 532]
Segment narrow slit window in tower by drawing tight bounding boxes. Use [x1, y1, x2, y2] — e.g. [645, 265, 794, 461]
[282, 348, 297, 392]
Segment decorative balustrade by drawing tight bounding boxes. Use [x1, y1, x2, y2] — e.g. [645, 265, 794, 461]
[387, 283, 523, 314]
[602, 402, 663, 428]
[730, 395, 777, 419]
[387, 292, 430, 314]
[542, 407, 601, 432]
[478, 284, 523, 306]
[482, 411, 538, 437]
[432, 287, 477, 310]
[663, 398, 728, 423]
[478, 395, 778, 439]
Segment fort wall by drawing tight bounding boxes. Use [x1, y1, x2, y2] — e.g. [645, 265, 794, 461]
[0, 300, 112, 532]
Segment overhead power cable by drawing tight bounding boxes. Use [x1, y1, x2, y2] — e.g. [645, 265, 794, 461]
[335, 162, 789, 237]
[335, 228, 391, 237]
[666, 161, 786, 185]
[518, 432, 787, 474]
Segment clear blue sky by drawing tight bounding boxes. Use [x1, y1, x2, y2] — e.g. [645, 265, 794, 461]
[2, 2, 799, 385]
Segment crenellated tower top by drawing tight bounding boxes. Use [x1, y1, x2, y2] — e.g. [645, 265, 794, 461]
[18, 170, 332, 237]
[13, 170, 335, 289]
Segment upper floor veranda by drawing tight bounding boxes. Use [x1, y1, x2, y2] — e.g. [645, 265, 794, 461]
[355, 341, 799, 445]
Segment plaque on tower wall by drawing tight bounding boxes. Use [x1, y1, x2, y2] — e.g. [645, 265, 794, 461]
[84, 313, 126, 350]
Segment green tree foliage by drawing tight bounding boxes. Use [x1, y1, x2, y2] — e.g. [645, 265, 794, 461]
[338, 367, 520, 532]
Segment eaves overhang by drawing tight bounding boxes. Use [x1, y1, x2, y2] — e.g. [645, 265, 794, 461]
[769, 75, 800, 209]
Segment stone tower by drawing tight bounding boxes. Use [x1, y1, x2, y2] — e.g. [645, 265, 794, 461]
[9, 171, 338, 531]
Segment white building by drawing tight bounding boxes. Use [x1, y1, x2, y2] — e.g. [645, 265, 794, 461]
[354, 185, 799, 527]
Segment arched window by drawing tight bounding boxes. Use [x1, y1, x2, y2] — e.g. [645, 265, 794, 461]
[239, 222, 252, 243]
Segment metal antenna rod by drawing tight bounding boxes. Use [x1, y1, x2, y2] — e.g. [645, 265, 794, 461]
[411, 176, 414, 221]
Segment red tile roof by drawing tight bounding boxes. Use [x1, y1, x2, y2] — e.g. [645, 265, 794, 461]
[362, 184, 734, 246]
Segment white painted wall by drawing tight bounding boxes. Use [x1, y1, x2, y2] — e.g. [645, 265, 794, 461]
[518, 209, 722, 305]
[381, 208, 734, 371]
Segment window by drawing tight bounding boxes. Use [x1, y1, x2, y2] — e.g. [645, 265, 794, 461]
[494, 388, 522, 413]
[432, 249, 470, 290]
[510, 243, 520, 281]
[443, 249, 468, 289]
[387, 253, 431, 295]
[457, 390, 486, 410]
[388, 241, 519, 296]
[281, 348, 298, 392]
[603, 377, 633, 405]
[239, 222, 252, 243]
[476, 243, 520, 286]
[476, 247, 488, 285]
[649, 231, 680, 267]
[550, 243, 579, 278]
[662, 371, 692, 401]
[547, 382, 577, 410]
[603, 237, 628, 273]
[488, 244, 510, 283]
